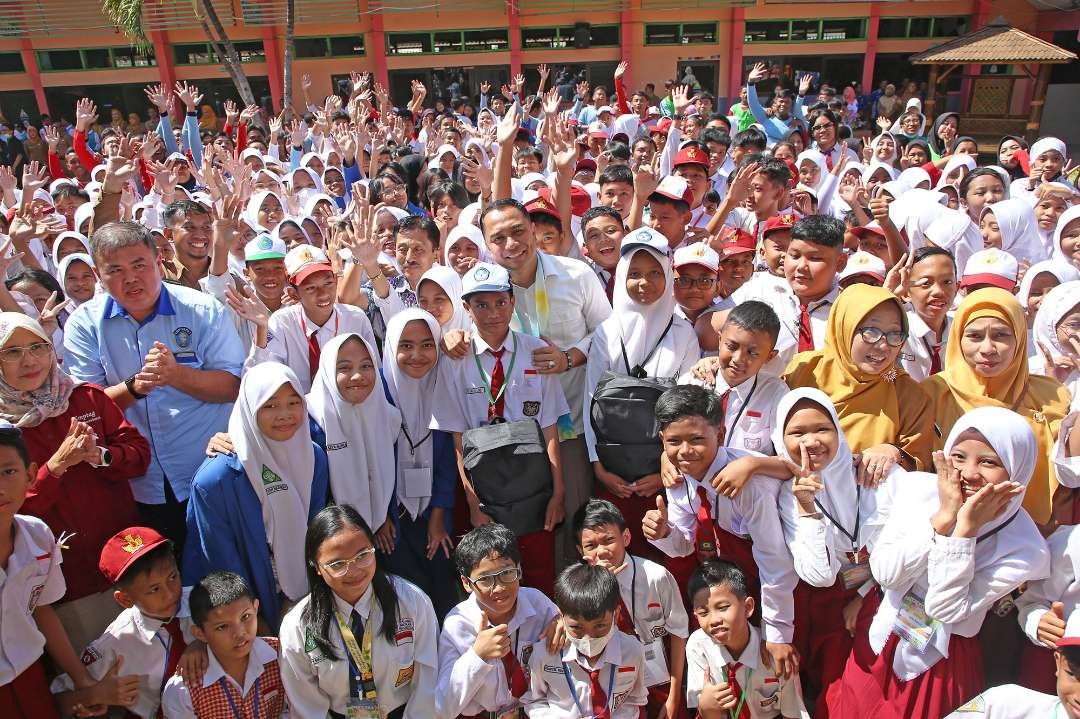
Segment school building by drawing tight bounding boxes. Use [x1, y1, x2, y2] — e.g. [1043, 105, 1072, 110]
[0, 0, 1076, 125]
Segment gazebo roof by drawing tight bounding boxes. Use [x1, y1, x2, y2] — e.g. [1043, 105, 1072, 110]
[910, 18, 1077, 65]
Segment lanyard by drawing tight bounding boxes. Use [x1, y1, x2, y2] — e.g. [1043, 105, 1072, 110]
[298, 308, 340, 341]
[221, 676, 260, 719]
[560, 655, 615, 718]
[814, 484, 862, 554]
[628, 557, 638, 630]
[471, 334, 518, 411]
[155, 629, 172, 696]
[619, 317, 674, 378]
[513, 254, 548, 338]
[334, 610, 377, 702]
[722, 665, 752, 719]
[399, 418, 432, 456]
[723, 376, 758, 439]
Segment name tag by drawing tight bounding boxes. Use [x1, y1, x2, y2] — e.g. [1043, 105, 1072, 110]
[893, 591, 941, 653]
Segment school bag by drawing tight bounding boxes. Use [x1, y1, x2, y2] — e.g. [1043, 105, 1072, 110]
[461, 418, 552, 536]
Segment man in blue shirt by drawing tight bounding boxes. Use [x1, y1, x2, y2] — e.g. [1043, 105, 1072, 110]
[63, 221, 244, 549]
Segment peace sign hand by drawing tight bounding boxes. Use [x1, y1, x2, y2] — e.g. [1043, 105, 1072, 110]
[784, 442, 824, 514]
[1038, 340, 1078, 385]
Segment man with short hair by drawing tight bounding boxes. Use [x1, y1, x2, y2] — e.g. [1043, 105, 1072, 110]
[162, 200, 213, 290]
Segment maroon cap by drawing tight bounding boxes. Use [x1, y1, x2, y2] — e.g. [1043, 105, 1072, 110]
[650, 118, 673, 135]
[538, 185, 591, 217]
[717, 226, 756, 258]
[99, 527, 170, 585]
[674, 146, 709, 169]
[762, 213, 797, 237]
[525, 196, 562, 222]
[575, 158, 597, 173]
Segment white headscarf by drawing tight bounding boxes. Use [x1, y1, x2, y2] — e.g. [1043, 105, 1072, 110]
[1030, 137, 1067, 164]
[444, 224, 491, 270]
[603, 246, 675, 371]
[229, 362, 315, 600]
[796, 149, 829, 192]
[868, 406, 1050, 680]
[1052, 205, 1080, 267]
[417, 265, 471, 333]
[464, 138, 490, 168]
[381, 310, 441, 519]
[982, 198, 1044, 260]
[1033, 280, 1080, 359]
[56, 253, 98, 307]
[924, 210, 981, 273]
[306, 333, 401, 531]
[889, 101, 926, 137]
[870, 133, 898, 166]
[245, 190, 285, 232]
[897, 166, 932, 192]
[862, 162, 897, 185]
[50, 231, 90, 271]
[935, 154, 977, 189]
[1017, 259, 1079, 309]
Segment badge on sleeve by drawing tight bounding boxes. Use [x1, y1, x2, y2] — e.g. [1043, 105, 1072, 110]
[81, 645, 101, 666]
[952, 696, 986, 713]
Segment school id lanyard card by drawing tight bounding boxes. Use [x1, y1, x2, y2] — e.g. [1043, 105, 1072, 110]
[721, 664, 752, 719]
[560, 654, 615, 719]
[472, 333, 518, 420]
[334, 610, 380, 717]
[221, 676, 260, 719]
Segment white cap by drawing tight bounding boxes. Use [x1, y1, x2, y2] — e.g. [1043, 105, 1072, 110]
[597, 105, 614, 116]
[620, 226, 670, 257]
[651, 175, 694, 205]
[673, 242, 720, 273]
[838, 250, 887, 283]
[461, 262, 511, 297]
[244, 233, 287, 262]
[961, 248, 1019, 290]
[284, 244, 333, 284]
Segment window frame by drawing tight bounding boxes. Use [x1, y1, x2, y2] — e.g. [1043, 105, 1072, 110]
[644, 22, 720, 46]
[37, 46, 157, 72]
[520, 24, 620, 50]
[743, 18, 866, 44]
[385, 28, 511, 56]
[293, 35, 366, 59]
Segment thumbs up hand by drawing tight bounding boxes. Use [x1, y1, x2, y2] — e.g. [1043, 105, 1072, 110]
[698, 667, 739, 713]
[642, 495, 670, 541]
[474, 610, 512, 660]
[1037, 601, 1068, 648]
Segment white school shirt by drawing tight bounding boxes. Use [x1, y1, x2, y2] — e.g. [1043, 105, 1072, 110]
[1016, 523, 1080, 646]
[685, 625, 808, 718]
[689, 206, 714, 229]
[900, 310, 951, 383]
[0, 515, 65, 686]
[649, 452, 798, 644]
[278, 576, 438, 719]
[510, 252, 612, 435]
[944, 684, 1064, 718]
[733, 275, 837, 372]
[52, 589, 196, 719]
[724, 207, 771, 242]
[616, 554, 690, 687]
[1052, 412, 1080, 489]
[523, 628, 647, 718]
[160, 637, 280, 719]
[430, 330, 570, 433]
[711, 373, 789, 455]
[436, 587, 559, 717]
[583, 315, 700, 462]
[246, 303, 378, 393]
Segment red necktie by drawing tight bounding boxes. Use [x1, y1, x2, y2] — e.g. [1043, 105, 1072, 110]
[605, 272, 615, 304]
[307, 329, 320, 381]
[615, 597, 636, 635]
[825, 152, 834, 171]
[797, 303, 814, 352]
[155, 617, 188, 717]
[588, 667, 609, 718]
[696, 485, 718, 563]
[487, 348, 506, 421]
[718, 389, 732, 445]
[502, 650, 529, 698]
[930, 343, 942, 375]
[726, 661, 751, 719]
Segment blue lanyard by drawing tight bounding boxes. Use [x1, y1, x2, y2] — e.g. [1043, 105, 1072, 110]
[559, 653, 615, 718]
[155, 631, 172, 695]
[221, 675, 260, 719]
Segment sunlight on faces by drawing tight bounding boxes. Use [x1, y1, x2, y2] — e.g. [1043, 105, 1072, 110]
[625, 250, 666, 305]
[563, 612, 615, 647]
[716, 323, 777, 388]
[460, 554, 520, 620]
[1035, 196, 1068, 232]
[10, 280, 53, 314]
[998, 139, 1023, 168]
[948, 428, 1009, 499]
[276, 222, 307, 251]
[672, 265, 717, 312]
[782, 401, 838, 472]
[784, 239, 846, 301]
[315, 525, 377, 604]
[691, 583, 754, 648]
[899, 114, 921, 135]
[904, 145, 928, 167]
[858, 233, 890, 264]
[979, 211, 1002, 249]
[434, 195, 462, 226]
[659, 415, 722, 480]
[851, 301, 905, 375]
[395, 230, 436, 287]
[1055, 302, 1080, 350]
[907, 255, 957, 327]
[1026, 272, 1060, 318]
[465, 291, 514, 340]
[1033, 150, 1065, 179]
[55, 237, 87, 262]
[417, 280, 453, 326]
[760, 231, 790, 276]
[259, 195, 284, 229]
[115, 555, 183, 620]
[335, 337, 377, 404]
[1059, 219, 1080, 268]
[63, 260, 97, 304]
[1054, 651, 1080, 718]
[324, 169, 346, 197]
[675, 165, 709, 205]
[98, 244, 165, 319]
[395, 320, 438, 379]
[582, 216, 623, 271]
[646, 201, 690, 242]
[718, 253, 754, 296]
[483, 206, 536, 273]
[256, 383, 305, 441]
[864, 168, 891, 197]
[0, 327, 52, 393]
[962, 175, 1005, 220]
[245, 258, 287, 305]
[446, 237, 480, 275]
[874, 136, 895, 161]
[578, 524, 630, 573]
[291, 172, 315, 191]
[600, 182, 633, 217]
[296, 270, 337, 319]
[192, 597, 260, 665]
[532, 220, 562, 256]
[375, 212, 398, 254]
[745, 173, 785, 215]
[798, 160, 821, 189]
[960, 316, 1017, 378]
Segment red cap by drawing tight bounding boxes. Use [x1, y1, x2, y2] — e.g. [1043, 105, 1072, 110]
[717, 226, 756, 258]
[674, 146, 709, 169]
[651, 176, 694, 206]
[525, 196, 562, 222]
[99, 527, 171, 585]
[762, 213, 797, 237]
[783, 158, 799, 188]
[538, 186, 591, 218]
[575, 158, 597, 174]
[851, 223, 887, 240]
[650, 118, 673, 135]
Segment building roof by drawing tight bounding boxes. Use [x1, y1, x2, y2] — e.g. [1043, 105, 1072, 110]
[911, 19, 1077, 65]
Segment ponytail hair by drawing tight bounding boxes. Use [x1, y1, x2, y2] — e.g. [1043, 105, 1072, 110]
[301, 504, 400, 661]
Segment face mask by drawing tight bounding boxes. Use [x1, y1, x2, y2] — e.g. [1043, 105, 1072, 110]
[568, 623, 615, 658]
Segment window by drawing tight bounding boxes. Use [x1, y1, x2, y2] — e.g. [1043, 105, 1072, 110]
[521, 25, 619, 49]
[744, 21, 787, 43]
[386, 33, 432, 56]
[295, 36, 364, 58]
[878, 16, 967, 39]
[82, 49, 111, 69]
[645, 23, 718, 45]
[386, 30, 509, 55]
[37, 50, 82, 71]
[37, 47, 155, 71]
[464, 29, 509, 52]
[0, 53, 23, 73]
[931, 16, 966, 37]
[174, 41, 264, 65]
[744, 19, 865, 43]
[821, 18, 864, 41]
[590, 25, 619, 46]
[878, 18, 909, 39]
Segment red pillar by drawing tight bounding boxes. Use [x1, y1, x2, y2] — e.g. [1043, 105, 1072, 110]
[862, 3, 880, 93]
[508, 0, 522, 79]
[727, 8, 745, 103]
[20, 40, 48, 117]
[261, 26, 283, 111]
[620, 7, 633, 71]
[369, 12, 389, 89]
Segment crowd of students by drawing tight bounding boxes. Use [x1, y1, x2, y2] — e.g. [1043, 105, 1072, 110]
[0, 60, 1078, 719]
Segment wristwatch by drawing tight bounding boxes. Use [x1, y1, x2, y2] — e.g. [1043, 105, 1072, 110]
[92, 447, 113, 468]
[125, 375, 147, 400]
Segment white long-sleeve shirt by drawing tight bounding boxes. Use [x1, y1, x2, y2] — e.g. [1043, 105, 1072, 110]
[615, 554, 690, 687]
[1015, 523, 1080, 646]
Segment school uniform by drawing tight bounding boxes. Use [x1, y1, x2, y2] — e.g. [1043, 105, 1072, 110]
[733, 275, 838, 374]
[900, 311, 951, 382]
[246, 303, 378, 393]
[52, 588, 196, 719]
[685, 625, 808, 718]
[0, 515, 65, 719]
[436, 588, 559, 718]
[523, 628, 647, 718]
[203, 270, 259, 351]
[944, 684, 1064, 718]
[723, 207, 772, 242]
[160, 637, 286, 718]
[278, 575, 439, 719]
[650, 450, 798, 646]
[710, 373, 789, 455]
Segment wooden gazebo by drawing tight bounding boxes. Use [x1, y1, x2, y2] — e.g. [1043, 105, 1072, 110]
[910, 18, 1076, 146]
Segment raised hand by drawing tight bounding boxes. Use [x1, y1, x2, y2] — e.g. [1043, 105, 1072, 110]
[876, 115, 892, 132]
[698, 668, 738, 713]
[479, 80, 491, 95]
[930, 450, 963, 534]
[144, 84, 171, 114]
[75, 98, 98, 132]
[20, 160, 48, 195]
[38, 291, 72, 336]
[642, 495, 670, 540]
[785, 443, 824, 514]
[41, 125, 61, 153]
[726, 161, 761, 207]
[473, 611, 511, 660]
[953, 477, 1023, 538]
[496, 102, 522, 147]
[537, 63, 550, 81]
[799, 73, 813, 95]
[614, 61, 628, 80]
[747, 62, 768, 84]
[1037, 602, 1068, 648]
[102, 139, 138, 195]
[223, 99, 239, 126]
[883, 251, 914, 298]
[224, 284, 272, 329]
[301, 73, 312, 92]
[174, 81, 203, 112]
[672, 84, 692, 115]
[575, 80, 590, 100]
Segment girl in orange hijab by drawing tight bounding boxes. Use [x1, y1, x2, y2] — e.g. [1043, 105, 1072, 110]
[921, 287, 1071, 532]
[785, 284, 934, 483]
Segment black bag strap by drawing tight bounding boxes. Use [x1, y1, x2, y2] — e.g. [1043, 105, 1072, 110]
[620, 317, 675, 378]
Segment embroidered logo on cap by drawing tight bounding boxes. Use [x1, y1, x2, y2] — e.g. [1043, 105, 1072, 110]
[121, 533, 144, 554]
[983, 250, 999, 264]
[258, 236, 273, 250]
[636, 230, 652, 241]
[693, 245, 706, 256]
[474, 267, 490, 281]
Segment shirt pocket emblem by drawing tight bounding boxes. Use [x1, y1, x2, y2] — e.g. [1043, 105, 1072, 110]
[394, 663, 414, 687]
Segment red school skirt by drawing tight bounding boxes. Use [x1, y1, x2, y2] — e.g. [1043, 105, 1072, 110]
[1017, 642, 1057, 694]
[0, 659, 60, 719]
[792, 578, 860, 719]
[828, 591, 984, 719]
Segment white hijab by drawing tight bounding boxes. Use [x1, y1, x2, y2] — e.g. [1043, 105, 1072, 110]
[1052, 205, 1080, 267]
[796, 149, 829, 192]
[1033, 280, 1080, 359]
[306, 333, 401, 532]
[229, 362, 315, 601]
[381, 309, 442, 519]
[935, 155, 976, 189]
[983, 198, 1044, 261]
[444, 224, 491, 270]
[924, 209, 981, 273]
[870, 133, 898, 166]
[868, 406, 1049, 680]
[604, 246, 676, 372]
[417, 265, 471, 333]
[50, 231, 91, 271]
[897, 167, 932, 193]
[1017, 259, 1079, 309]
[56, 253, 98, 307]
[862, 162, 897, 185]
[245, 190, 285, 232]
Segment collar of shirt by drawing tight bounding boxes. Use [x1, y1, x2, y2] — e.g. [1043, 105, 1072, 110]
[165, 260, 209, 287]
[683, 450, 730, 487]
[791, 284, 838, 312]
[332, 583, 374, 624]
[561, 627, 625, 669]
[906, 309, 949, 345]
[199, 637, 277, 693]
[714, 373, 757, 400]
[472, 331, 514, 355]
[531, 252, 569, 284]
[133, 601, 190, 643]
[8, 515, 52, 574]
[464, 591, 537, 636]
[103, 284, 175, 321]
[715, 624, 762, 671]
[615, 555, 637, 594]
[301, 305, 339, 334]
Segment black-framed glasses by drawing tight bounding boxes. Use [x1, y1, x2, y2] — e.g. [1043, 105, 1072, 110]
[812, 122, 835, 133]
[856, 326, 907, 348]
[464, 566, 521, 592]
[674, 276, 717, 290]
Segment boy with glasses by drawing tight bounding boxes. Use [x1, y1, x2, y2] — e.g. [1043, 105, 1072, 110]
[672, 243, 725, 326]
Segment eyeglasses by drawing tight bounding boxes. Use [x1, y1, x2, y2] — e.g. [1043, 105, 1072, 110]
[464, 566, 521, 592]
[321, 548, 376, 577]
[812, 122, 835, 133]
[381, 183, 405, 195]
[0, 341, 52, 364]
[674, 276, 717, 290]
[856, 326, 907, 348]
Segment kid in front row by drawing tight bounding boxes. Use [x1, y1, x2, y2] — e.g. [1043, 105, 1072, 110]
[685, 559, 808, 718]
[524, 563, 648, 717]
[161, 570, 287, 718]
[436, 523, 560, 718]
[574, 498, 690, 718]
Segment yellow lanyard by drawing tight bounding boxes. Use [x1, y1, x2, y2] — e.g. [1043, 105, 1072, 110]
[334, 611, 377, 701]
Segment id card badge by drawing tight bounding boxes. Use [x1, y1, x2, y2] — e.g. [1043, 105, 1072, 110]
[642, 640, 670, 687]
[838, 559, 871, 590]
[346, 697, 382, 719]
[402, 465, 432, 498]
[893, 591, 941, 653]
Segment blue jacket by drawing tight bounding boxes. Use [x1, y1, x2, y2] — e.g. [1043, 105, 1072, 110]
[746, 84, 809, 144]
[182, 444, 329, 630]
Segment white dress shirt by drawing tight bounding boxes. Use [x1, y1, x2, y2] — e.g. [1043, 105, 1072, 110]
[278, 576, 438, 719]
[1016, 523, 1080, 646]
[0, 515, 65, 685]
[900, 310, 950, 382]
[510, 252, 612, 435]
[430, 330, 570, 432]
[649, 451, 798, 644]
[710, 373, 790, 455]
[246, 303, 378, 392]
[436, 588, 559, 717]
[160, 637, 281, 718]
[685, 625, 808, 717]
[523, 628, 647, 718]
[943, 684, 1064, 718]
[732, 274, 837, 374]
[616, 554, 690, 687]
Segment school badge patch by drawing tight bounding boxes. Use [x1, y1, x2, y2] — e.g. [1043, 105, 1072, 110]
[173, 326, 193, 351]
[952, 696, 986, 712]
[80, 645, 101, 666]
[522, 401, 540, 417]
[394, 663, 414, 687]
[261, 465, 288, 495]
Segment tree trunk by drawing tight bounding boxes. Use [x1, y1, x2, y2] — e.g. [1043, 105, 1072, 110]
[195, 0, 256, 106]
[282, 0, 295, 117]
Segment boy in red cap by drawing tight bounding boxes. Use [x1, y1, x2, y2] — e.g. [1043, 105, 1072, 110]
[672, 145, 713, 230]
[715, 226, 757, 299]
